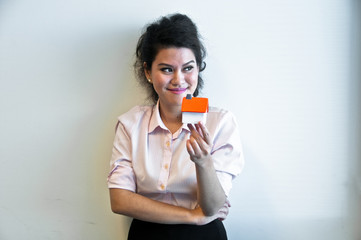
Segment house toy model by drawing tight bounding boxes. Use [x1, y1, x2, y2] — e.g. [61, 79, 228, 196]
[181, 94, 209, 124]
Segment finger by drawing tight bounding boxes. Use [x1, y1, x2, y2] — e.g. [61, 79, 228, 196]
[225, 199, 231, 207]
[188, 123, 202, 140]
[186, 140, 195, 156]
[188, 125, 208, 152]
[219, 209, 228, 215]
[198, 122, 212, 145]
[187, 123, 197, 134]
[189, 124, 210, 154]
[216, 210, 227, 220]
[196, 138, 210, 155]
[187, 125, 210, 156]
[218, 204, 230, 217]
[219, 203, 229, 212]
[187, 137, 204, 160]
[220, 204, 230, 214]
[195, 123, 204, 138]
[217, 203, 229, 221]
[189, 136, 202, 157]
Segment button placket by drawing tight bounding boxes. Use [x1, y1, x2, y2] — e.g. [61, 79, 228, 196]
[158, 134, 172, 191]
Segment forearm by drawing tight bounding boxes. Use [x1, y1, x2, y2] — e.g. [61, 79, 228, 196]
[186, 122, 227, 216]
[195, 157, 226, 216]
[109, 188, 202, 224]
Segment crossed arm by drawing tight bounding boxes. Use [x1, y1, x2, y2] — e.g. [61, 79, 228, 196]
[109, 122, 229, 225]
[109, 188, 229, 225]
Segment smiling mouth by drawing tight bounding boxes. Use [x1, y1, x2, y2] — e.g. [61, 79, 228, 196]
[167, 88, 187, 94]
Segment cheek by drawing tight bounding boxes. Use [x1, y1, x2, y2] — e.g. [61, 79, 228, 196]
[151, 78, 167, 95]
[152, 82, 162, 94]
[190, 72, 199, 86]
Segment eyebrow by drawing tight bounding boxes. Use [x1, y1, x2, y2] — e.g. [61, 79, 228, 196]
[157, 60, 195, 67]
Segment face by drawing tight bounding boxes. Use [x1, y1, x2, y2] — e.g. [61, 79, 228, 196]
[145, 47, 199, 110]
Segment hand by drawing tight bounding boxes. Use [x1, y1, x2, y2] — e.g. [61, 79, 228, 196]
[186, 122, 212, 165]
[217, 199, 231, 221]
[191, 199, 231, 225]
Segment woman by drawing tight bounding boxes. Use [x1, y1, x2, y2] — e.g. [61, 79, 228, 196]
[108, 13, 244, 240]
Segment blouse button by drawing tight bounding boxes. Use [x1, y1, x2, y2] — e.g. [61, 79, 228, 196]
[164, 164, 169, 170]
[160, 184, 165, 190]
[166, 141, 170, 147]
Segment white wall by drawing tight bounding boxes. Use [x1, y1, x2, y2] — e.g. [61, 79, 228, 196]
[0, 0, 359, 239]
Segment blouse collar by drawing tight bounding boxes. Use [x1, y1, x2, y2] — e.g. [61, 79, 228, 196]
[148, 100, 190, 134]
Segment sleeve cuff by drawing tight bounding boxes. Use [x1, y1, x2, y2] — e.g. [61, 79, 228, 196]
[107, 165, 136, 192]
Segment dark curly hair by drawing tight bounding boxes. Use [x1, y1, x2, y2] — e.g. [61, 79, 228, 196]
[134, 13, 207, 103]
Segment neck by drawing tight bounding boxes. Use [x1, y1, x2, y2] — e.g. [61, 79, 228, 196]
[159, 102, 183, 133]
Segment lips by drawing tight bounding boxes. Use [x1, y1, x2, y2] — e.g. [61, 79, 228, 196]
[167, 88, 187, 94]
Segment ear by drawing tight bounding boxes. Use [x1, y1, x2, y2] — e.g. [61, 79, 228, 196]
[143, 62, 151, 79]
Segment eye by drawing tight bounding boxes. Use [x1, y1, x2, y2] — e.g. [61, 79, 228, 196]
[183, 66, 194, 71]
[161, 67, 173, 73]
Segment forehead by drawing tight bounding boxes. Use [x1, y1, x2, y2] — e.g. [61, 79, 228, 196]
[153, 47, 196, 64]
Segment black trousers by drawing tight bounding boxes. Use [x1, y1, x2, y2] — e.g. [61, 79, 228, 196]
[128, 219, 227, 240]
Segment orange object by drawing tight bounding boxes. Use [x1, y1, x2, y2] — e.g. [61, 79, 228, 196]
[181, 96, 209, 113]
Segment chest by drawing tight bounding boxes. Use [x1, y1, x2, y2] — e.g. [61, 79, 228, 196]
[131, 129, 197, 194]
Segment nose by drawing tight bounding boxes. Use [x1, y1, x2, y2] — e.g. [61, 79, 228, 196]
[171, 70, 185, 86]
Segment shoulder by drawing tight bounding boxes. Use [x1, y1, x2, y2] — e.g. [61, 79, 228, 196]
[207, 106, 237, 124]
[117, 105, 154, 130]
[206, 106, 239, 136]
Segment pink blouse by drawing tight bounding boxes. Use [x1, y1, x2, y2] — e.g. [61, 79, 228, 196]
[107, 101, 244, 209]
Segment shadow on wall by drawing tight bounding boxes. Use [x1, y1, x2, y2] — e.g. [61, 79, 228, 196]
[348, 0, 361, 239]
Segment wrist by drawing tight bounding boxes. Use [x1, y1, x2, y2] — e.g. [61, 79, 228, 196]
[187, 208, 204, 225]
[194, 156, 213, 169]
